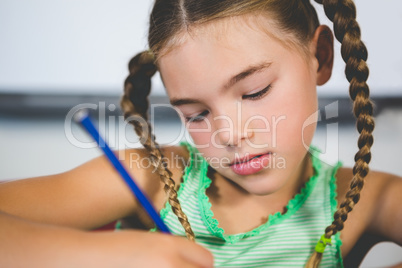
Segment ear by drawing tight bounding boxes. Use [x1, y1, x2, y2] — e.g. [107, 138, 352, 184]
[310, 25, 334, 86]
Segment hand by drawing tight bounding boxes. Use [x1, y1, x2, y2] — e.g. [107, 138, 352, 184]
[0, 211, 213, 268]
[77, 230, 214, 268]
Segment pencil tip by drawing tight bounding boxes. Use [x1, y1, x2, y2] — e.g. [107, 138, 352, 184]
[74, 109, 88, 123]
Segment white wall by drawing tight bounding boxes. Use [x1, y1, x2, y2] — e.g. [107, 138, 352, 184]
[0, 0, 164, 95]
[0, 0, 401, 96]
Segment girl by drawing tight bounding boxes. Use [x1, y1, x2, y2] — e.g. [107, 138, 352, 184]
[1, 0, 401, 267]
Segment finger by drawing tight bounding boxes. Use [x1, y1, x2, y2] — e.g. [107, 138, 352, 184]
[175, 237, 214, 268]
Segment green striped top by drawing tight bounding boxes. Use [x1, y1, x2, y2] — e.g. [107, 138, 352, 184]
[161, 141, 343, 267]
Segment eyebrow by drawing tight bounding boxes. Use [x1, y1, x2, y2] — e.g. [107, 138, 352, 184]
[170, 61, 272, 107]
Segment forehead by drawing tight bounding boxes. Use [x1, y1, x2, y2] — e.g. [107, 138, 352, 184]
[159, 14, 290, 59]
[157, 15, 303, 97]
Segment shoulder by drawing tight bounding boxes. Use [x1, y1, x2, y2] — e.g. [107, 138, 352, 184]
[119, 144, 190, 206]
[69, 144, 190, 212]
[118, 144, 189, 183]
[335, 166, 402, 255]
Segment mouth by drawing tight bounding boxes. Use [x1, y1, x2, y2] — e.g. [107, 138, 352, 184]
[229, 153, 271, 166]
[229, 152, 273, 176]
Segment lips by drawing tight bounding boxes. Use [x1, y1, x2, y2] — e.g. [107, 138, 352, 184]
[229, 153, 269, 166]
[229, 153, 272, 176]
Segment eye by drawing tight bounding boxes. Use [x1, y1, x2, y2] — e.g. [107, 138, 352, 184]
[184, 110, 209, 123]
[242, 85, 271, 100]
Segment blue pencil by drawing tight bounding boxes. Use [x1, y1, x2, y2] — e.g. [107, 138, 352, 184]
[74, 110, 171, 234]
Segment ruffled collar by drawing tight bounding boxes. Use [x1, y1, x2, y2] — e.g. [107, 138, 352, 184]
[196, 148, 323, 244]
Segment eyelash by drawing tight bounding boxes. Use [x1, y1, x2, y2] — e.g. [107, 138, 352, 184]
[184, 84, 272, 123]
[185, 110, 209, 123]
[242, 84, 271, 100]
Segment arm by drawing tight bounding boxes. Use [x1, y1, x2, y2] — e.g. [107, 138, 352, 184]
[336, 168, 402, 267]
[368, 173, 402, 245]
[0, 146, 212, 267]
[337, 169, 402, 246]
[354, 172, 402, 267]
[0, 149, 146, 230]
[0, 146, 183, 229]
[0, 211, 213, 267]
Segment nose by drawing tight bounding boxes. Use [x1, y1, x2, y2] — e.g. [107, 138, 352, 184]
[212, 103, 254, 147]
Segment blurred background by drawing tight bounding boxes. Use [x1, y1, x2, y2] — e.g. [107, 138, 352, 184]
[0, 0, 401, 267]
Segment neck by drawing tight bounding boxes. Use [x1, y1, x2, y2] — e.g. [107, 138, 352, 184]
[205, 152, 314, 234]
[208, 152, 313, 213]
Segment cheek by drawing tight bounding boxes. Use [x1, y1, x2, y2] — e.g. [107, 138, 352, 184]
[189, 131, 210, 145]
[186, 123, 213, 147]
[267, 83, 317, 148]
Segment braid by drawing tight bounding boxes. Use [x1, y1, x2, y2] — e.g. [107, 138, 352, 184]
[120, 51, 195, 241]
[306, 0, 375, 267]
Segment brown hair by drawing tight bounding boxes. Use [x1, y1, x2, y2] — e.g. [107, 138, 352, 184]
[120, 0, 374, 266]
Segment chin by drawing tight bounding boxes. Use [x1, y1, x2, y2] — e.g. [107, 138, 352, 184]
[249, 187, 281, 196]
[241, 179, 284, 196]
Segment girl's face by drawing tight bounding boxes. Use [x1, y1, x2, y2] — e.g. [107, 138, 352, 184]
[159, 16, 320, 196]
